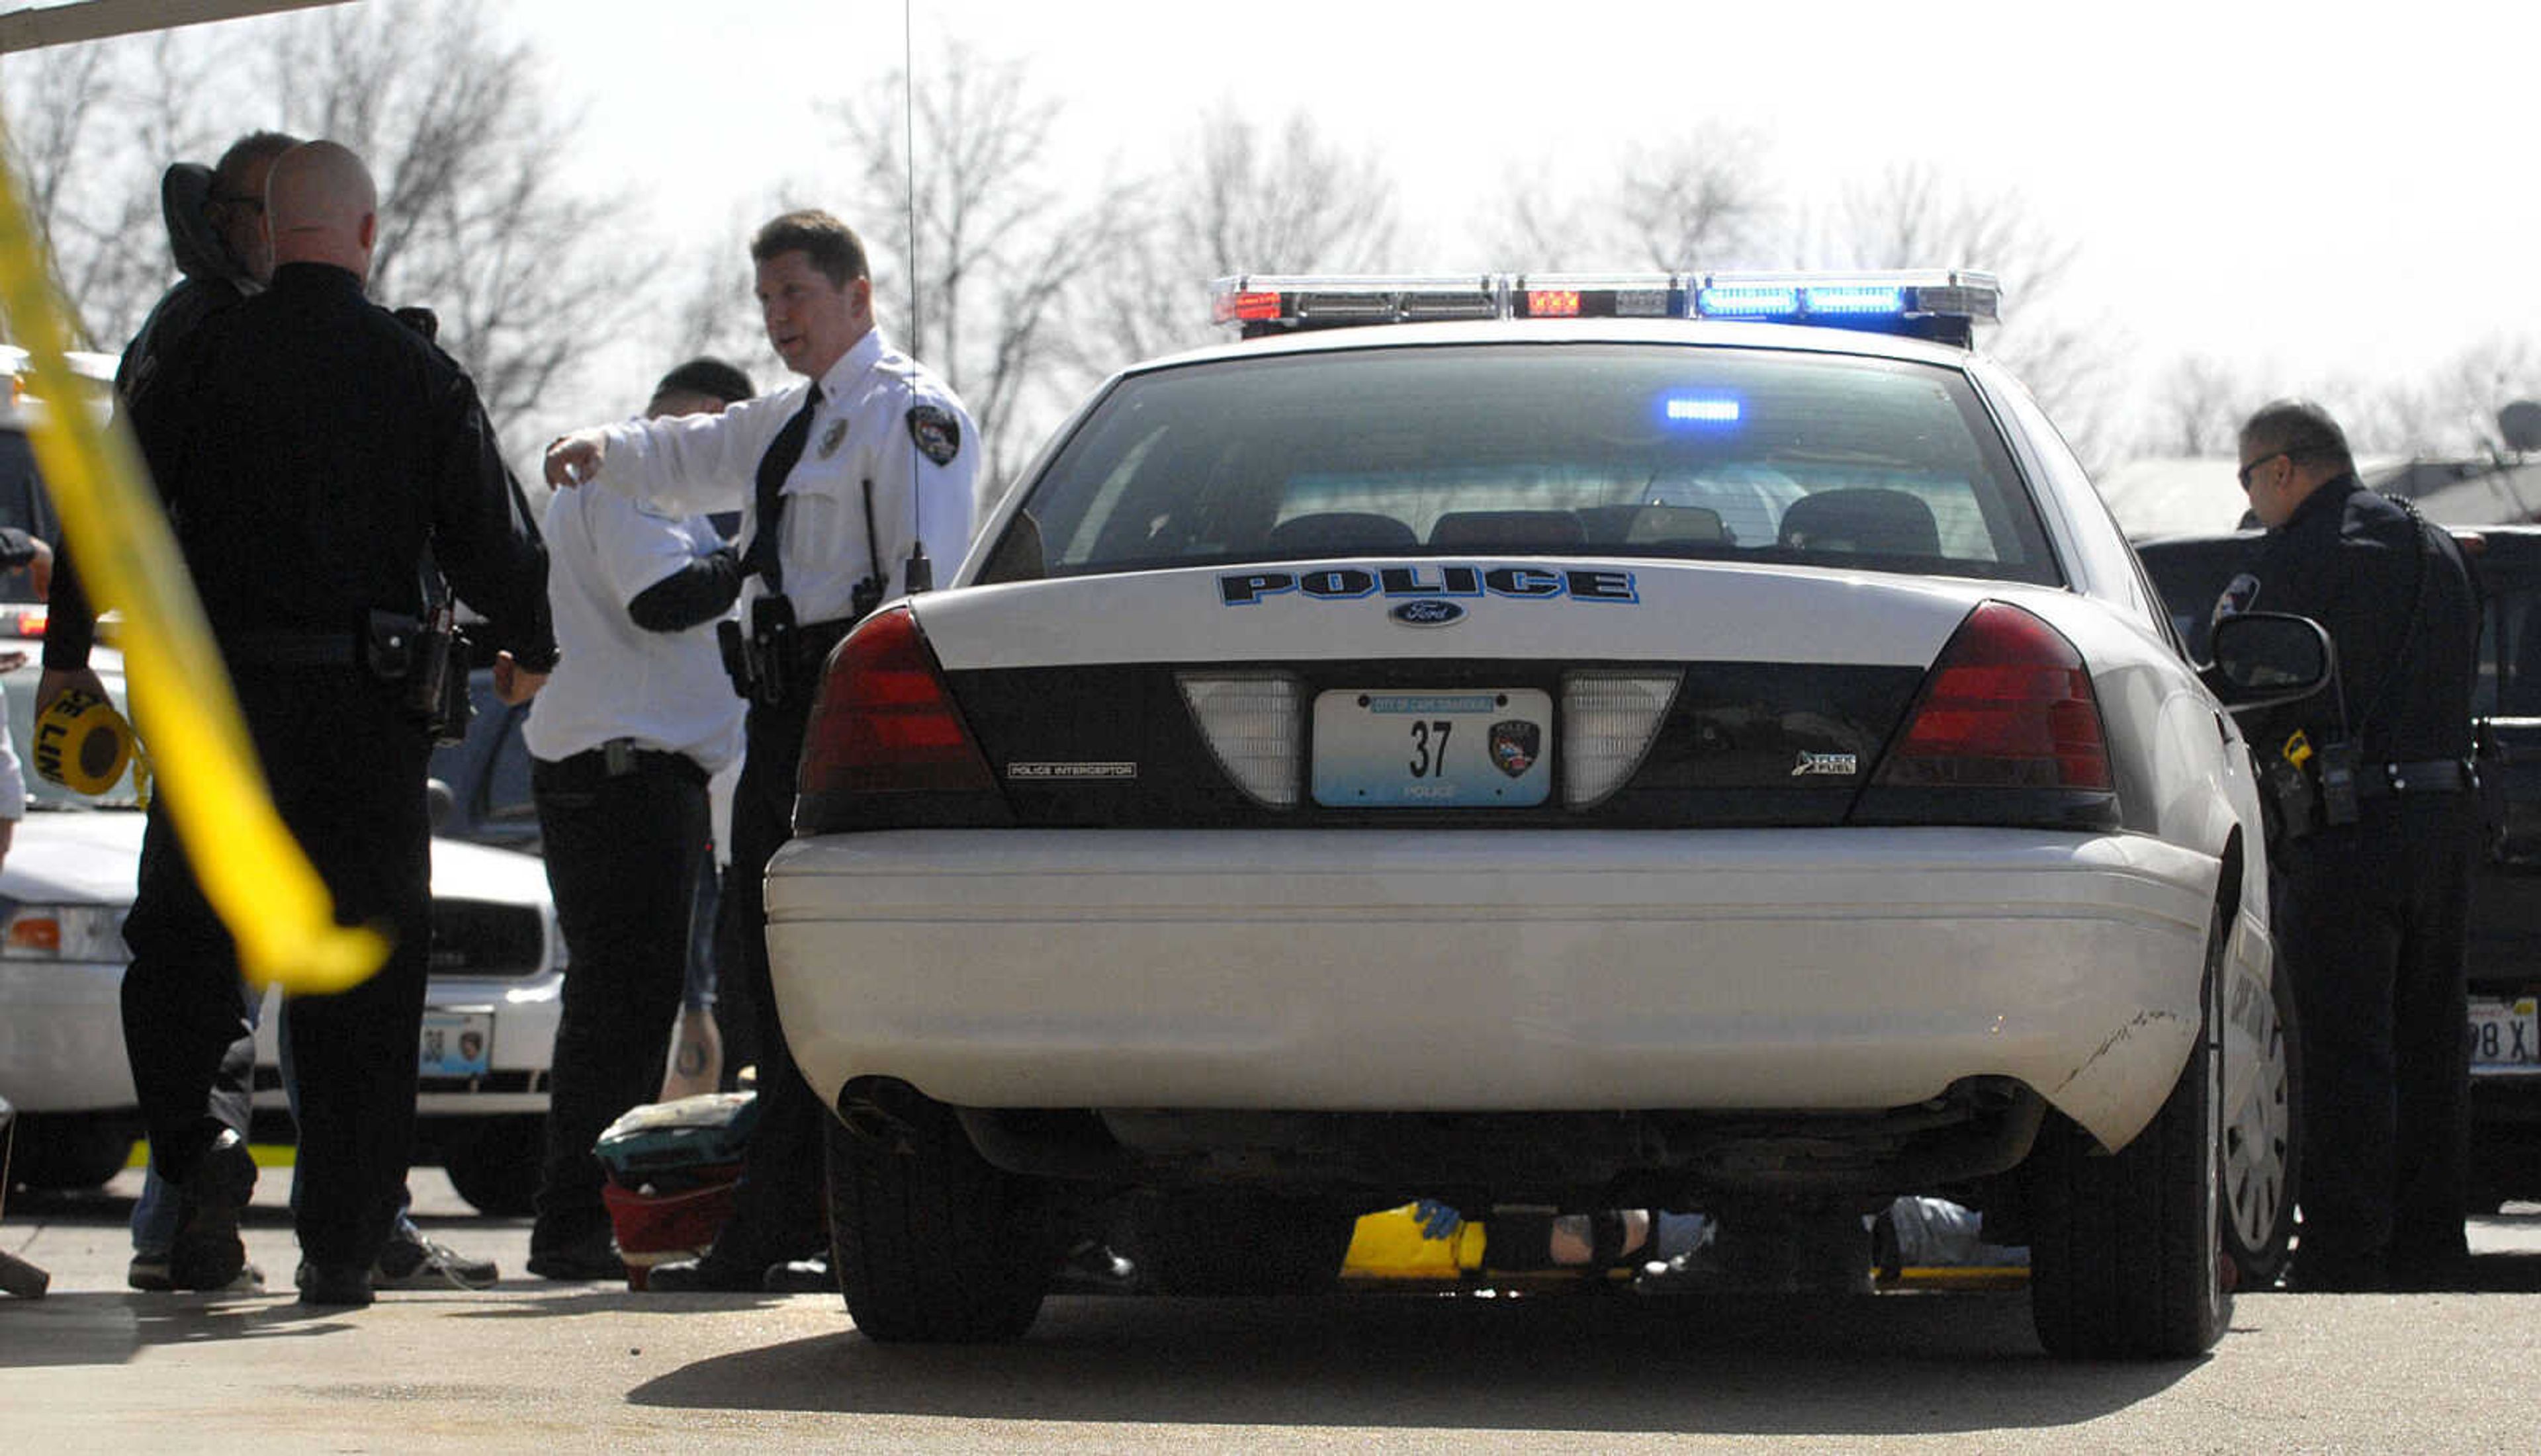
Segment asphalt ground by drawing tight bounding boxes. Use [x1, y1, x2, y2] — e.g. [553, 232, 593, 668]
[5, 1162, 2540, 1453]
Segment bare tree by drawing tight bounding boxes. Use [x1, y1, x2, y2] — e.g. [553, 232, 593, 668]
[1, 0, 640, 460]
[1482, 126, 1777, 273]
[1074, 107, 1402, 381]
[826, 42, 1137, 488]
[1802, 164, 2121, 466]
[2145, 355, 2265, 457]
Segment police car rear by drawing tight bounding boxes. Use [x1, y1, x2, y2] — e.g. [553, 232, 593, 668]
[765, 272, 2284, 1355]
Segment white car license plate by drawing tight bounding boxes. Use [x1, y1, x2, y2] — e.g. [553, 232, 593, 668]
[420, 1010, 494, 1078]
[1312, 689, 1552, 808]
[2470, 997, 2540, 1070]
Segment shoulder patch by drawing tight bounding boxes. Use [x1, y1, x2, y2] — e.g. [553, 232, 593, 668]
[907, 404, 961, 466]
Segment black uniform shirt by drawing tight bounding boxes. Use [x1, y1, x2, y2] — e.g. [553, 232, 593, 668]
[109, 261, 555, 670]
[2228, 474, 2477, 767]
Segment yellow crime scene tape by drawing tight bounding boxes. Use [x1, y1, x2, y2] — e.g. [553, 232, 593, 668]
[0, 120, 386, 995]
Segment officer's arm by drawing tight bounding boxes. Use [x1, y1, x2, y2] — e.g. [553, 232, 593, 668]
[428, 372, 557, 675]
[869, 394, 981, 594]
[627, 549, 742, 633]
[582, 488, 744, 634]
[584, 398, 781, 518]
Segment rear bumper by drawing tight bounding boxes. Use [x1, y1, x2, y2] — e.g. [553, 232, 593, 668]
[766, 828, 2221, 1151]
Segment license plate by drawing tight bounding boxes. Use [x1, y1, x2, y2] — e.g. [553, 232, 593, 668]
[1312, 689, 1552, 808]
[2470, 996, 2540, 1070]
[420, 1010, 494, 1078]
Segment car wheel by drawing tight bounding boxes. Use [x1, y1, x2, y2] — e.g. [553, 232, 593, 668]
[5, 1113, 138, 1191]
[2028, 904, 2233, 1359]
[2219, 945, 2301, 1286]
[824, 1096, 1059, 1343]
[441, 1116, 543, 1217]
[1130, 1190, 1359, 1296]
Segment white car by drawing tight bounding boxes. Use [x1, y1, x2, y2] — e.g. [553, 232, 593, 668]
[763, 272, 2312, 1355]
[1, 644, 564, 1213]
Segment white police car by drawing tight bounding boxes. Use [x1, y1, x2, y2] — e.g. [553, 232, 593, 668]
[764, 271, 2312, 1355]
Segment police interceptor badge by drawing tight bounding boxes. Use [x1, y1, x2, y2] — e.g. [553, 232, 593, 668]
[1791, 750, 1858, 777]
[907, 404, 961, 466]
[818, 417, 850, 459]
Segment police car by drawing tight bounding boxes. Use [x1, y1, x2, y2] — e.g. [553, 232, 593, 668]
[764, 272, 2317, 1356]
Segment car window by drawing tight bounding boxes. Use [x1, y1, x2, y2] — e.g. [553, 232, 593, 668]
[2480, 574, 2541, 718]
[995, 343, 2059, 587]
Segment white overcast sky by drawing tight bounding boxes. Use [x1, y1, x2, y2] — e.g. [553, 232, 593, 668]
[267, 0, 2541, 455]
[15, 0, 2530, 454]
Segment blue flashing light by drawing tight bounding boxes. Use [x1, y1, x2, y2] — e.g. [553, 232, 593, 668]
[1696, 286, 1800, 318]
[1662, 394, 1742, 424]
[1803, 284, 1906, 315]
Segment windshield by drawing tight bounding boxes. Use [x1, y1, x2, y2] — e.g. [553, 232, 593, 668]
[988, 341, 2058, 587]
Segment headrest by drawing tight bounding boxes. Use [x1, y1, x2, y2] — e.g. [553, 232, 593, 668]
[1777, 489, 1941, 557]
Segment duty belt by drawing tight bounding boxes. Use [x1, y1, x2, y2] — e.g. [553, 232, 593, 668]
[2356, 757, 2475, 798]
[221, 628, 358, 668]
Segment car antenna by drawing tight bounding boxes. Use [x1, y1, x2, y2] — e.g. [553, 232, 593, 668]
[899, 0, 932, 595]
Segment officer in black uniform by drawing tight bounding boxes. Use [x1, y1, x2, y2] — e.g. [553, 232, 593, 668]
[38, 140, 555, 1308]
[2219, 399, 2481, 1291]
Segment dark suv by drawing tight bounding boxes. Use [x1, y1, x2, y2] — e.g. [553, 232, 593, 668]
[2140, 525, 2541, 1207]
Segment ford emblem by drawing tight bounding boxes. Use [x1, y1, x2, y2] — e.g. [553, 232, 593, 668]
[1390, 599, 1466, 627]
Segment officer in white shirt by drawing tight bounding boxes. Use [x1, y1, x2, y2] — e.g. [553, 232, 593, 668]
[523, 357, 755, 1283]
[544, 210, 979, 1291]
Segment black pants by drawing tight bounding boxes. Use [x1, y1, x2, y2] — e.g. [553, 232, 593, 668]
[527, 748, 709, 1253]
[122, 669, 430, 1271]
[2273, 794, 2477, 1283]
[702, 695, 828, 1268]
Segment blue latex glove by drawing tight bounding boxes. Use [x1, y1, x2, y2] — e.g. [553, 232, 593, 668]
[1413, 1198, 1464, 1240]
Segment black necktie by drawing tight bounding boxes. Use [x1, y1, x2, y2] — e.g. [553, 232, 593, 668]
[741, 382, 822, 590]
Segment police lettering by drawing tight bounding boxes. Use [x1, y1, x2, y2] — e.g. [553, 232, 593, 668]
[1219, 563, 1638, 606]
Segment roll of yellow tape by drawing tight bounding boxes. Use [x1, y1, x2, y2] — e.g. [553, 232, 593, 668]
[30, 687, 133, 794]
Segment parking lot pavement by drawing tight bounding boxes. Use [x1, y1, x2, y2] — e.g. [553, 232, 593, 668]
[6, 1171, 2541, 1452]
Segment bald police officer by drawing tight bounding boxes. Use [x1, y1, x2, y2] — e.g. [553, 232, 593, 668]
[41, 141, 555, 1308]
[2221, 400, 2481, 1291]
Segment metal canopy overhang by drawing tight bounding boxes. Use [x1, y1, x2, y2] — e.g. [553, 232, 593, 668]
[0, 0, 351, 54]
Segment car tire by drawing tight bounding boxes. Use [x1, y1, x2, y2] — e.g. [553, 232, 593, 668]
[441, 1116, 543, 1217]
[1130, 1190, 1359, 1296]
[2220, 944, 2301, 1287]
[5, 1113, 137, 1191]
[2028, 909, 2233, 1360]
[824, 1097, 1059, 1343]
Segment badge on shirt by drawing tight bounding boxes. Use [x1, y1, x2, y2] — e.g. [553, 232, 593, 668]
[817, 417, 849, 460]
[2213, 571, 2261, 627]
[907, 404, 961, 466]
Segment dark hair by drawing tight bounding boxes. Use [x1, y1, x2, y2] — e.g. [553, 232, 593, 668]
[650, 357, 755, 407]
[211, 130, 299, 193]
[2241, 398, 2355, 476]
[750, 209, 868, 289]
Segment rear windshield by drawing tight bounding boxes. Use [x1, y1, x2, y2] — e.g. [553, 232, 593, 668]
[987, 342, 2059, 587]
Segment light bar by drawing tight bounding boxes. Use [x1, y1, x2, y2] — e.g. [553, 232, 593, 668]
[1211, 270, 1999, 345]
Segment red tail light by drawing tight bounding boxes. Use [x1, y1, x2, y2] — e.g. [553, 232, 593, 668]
[797, 606, 994, 799]
[1876, 601, 2112, 791]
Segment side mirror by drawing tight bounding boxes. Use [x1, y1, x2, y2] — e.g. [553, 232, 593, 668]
[2205, 612, 2335, 712]
[427, 777, 456, 831]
